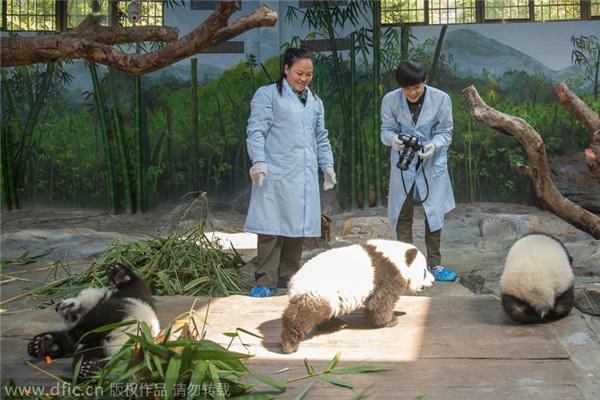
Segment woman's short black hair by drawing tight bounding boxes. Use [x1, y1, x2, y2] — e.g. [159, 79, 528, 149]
[395, 59, 427, 88]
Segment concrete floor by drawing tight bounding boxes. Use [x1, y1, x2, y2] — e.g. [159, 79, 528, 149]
[2, 282, 599, 399]
[1, 203, 599, 399]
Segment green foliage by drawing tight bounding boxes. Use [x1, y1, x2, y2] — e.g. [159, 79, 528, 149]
[1, 10, 596, 210]
[26, 195, 250, 301]
[287, 352, 389, 399]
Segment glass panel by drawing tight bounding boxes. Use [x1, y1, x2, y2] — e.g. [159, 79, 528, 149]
[118, 0, 163, 27]
[485, 0, 529, 20]
[68, 0, 111, 28]
[4, 0, 56, 31]
[381, 0, 426, 24]
[591, 0, 600, 16]
[534, 0, 581, 21]
[429, 0, 476, 24]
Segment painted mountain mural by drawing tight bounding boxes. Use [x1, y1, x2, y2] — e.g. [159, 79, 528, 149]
[440, 28, 583, 84]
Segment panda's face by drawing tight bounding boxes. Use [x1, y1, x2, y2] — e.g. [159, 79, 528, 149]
[55, 288, 109, 327]
[404, 249, 434, 293]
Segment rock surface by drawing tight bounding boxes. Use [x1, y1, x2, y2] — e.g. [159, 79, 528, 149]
[1, 201, 599, 316]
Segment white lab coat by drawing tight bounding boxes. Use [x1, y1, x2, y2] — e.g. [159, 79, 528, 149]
[244, 80, 334, 237]
[380, 85, 455, 232]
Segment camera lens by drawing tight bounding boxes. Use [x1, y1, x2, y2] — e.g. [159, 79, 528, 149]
[396, 148, 416, 170]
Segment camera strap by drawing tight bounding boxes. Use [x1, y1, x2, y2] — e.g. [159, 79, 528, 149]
[400, 161, 429, 205]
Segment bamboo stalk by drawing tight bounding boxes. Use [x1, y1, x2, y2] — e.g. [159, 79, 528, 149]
[111, 107, 133, 213]
[134, 73, 143, 213]
[191, 58, 200, 193]
[0, 69, 20, 209]
[360, 126, 370, 210]
[349, 33, 358, 209]
[89, 62, 117, 213]
[372, 0, 383, 206]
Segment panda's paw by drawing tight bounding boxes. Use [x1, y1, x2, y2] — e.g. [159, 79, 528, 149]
[317, 317, 348, 332]
[281, 339, 299, 354]
[77, 359, 101, 380]
[106, 263, 133, 287]
[384, 316, 399, 327]
[28, 333, 63, 359]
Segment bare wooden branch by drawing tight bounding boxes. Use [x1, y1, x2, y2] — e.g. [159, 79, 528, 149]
[462, 85, 600, 239]
[554, 82, 600, 178]
[0, 1, 278, 76]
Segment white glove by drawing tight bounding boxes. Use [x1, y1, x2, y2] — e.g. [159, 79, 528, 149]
[323, 167, 337, 191]
[417, 143, 435, 159]
[392, 135, 405, 151]
[249, 161, 267, 186]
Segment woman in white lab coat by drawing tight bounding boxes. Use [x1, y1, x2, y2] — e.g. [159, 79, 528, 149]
[245, 48, 336, 297]
[381, 59, 457, 281]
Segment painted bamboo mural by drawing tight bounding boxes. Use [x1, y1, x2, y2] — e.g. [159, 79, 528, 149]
[134, 75, 143, 213]
[1, 7, 596, 212]
[1, 68, 19, 210]
[372, 0, 383, 206]
[88, 62, 117, 213]
[191, 58, 200, 194]
[350, 33, 358, 209]
[111, 107, 133, 213]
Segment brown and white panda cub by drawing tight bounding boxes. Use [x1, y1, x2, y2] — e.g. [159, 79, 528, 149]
[27, 263, 159, 380]
[280, 239, 434, 354]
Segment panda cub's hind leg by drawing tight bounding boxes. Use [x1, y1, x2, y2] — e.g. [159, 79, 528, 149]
[107, 263, 135, 287]
[317, 317, 347, 332]
[106, 263, 154, 304]
[281, 294, 333, 354]
[72, 344, 108, 381]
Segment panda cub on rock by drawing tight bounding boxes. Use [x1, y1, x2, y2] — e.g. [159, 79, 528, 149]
[500, 233, 575, 324]
[280, 239, 435, 354]
[27, 263, 159, 379]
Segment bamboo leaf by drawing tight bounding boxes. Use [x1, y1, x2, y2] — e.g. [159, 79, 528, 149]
[246, 373, 286, 392]
[184, 276, 211, 290]
[228, 394, 280, 400]
[325, 351, 341, 372]
[346, 383, 375, 400]
[127, 334, 172, 358]
[318, 373, 355, 388]
[304, 358, 314, 375]
[235, 327, 263, 339]
[207, 362, 226, 400]
[329, 364, 391, 375]
[293, 382, 315, 400]
[77, 319, 137, 343]
[186, 361, 208, 400]
[164, 354, 182, 400]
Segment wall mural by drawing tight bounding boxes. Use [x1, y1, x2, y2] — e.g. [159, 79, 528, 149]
[1, 2, 598, 213]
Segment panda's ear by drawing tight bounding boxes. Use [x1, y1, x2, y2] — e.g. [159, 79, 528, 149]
[405, 248, 418, 267]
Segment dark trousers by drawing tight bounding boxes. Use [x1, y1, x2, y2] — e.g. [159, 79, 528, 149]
[255, 234, 304, 288]
[395, 186, 442, 267]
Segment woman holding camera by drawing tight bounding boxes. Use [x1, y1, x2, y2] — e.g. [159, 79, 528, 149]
[380, 59, 456, 281]
[244, 48, 336, 297]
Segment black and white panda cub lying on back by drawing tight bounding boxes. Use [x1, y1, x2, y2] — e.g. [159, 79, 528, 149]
[27, 263, 159, 379]
[500, 233, 575, 324]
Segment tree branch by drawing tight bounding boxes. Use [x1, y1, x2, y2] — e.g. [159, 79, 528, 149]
[1, 1, 278, 76]
[462, 85, 600, 239]
[554, 82, 600, 178]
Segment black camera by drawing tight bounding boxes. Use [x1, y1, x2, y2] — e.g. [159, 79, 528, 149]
[396, 133, 423, 170]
